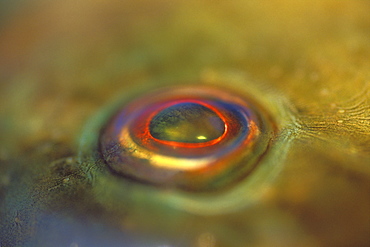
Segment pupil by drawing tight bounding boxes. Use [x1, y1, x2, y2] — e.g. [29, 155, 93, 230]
[149, 102, 225, 143]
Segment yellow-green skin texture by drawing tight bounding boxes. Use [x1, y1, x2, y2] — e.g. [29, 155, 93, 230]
[0, 0, 369, 246]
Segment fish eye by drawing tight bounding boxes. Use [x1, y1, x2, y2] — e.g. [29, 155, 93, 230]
[78, 74, 293, 215]
[99, 86, 270, 191]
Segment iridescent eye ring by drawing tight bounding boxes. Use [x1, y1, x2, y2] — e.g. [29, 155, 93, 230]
[99, 86, 272, 191]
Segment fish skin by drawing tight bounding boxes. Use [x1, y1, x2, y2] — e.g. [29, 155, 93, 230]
[0, 0, 369, 246]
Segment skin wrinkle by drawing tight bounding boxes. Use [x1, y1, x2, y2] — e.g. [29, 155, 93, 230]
[0, 0, 369, 246]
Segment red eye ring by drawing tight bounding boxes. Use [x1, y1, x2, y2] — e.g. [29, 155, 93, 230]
[128, 97, 256, 159]
[133, 99, 229, 149]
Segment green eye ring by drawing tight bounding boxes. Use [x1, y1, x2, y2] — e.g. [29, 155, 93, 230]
[78, 72, 295, 215]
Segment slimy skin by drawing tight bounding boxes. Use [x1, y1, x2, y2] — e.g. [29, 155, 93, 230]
[0, 1, 369, 246]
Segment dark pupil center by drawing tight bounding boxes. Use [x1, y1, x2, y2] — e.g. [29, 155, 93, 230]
[149, 103, 225, 143]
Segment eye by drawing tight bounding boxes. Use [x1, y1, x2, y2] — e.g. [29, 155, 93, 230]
[99, 85, 275, 191]
[78, 74, 291, 215]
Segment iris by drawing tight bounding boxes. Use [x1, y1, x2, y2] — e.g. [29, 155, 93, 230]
[99, 86, 271, 191]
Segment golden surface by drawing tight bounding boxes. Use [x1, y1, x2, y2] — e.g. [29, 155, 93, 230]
[0, 0, 369, 246]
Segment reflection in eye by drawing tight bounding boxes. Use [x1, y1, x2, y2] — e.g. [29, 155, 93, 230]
[99, 86, 274, 191]
[149, 102, 225, 144]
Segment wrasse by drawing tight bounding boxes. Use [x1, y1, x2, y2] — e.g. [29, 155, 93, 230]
[0, 0, 369, 246]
